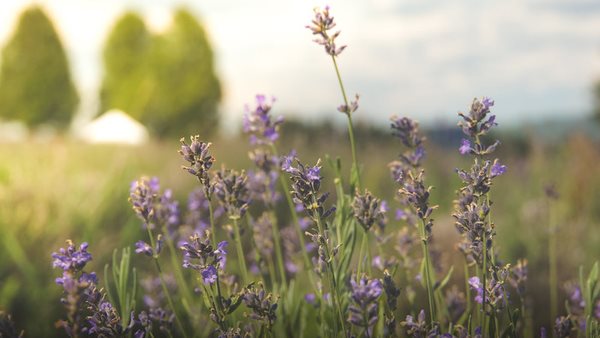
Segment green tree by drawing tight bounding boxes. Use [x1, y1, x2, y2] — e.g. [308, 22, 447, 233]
[100, 8, 222, 138]
[0, 5, 79, 129]
[99, 11, 153, 118]
[146, 8, 221, 138]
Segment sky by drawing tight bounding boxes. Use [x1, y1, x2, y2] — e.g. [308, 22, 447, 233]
[0, 0, 599, 132]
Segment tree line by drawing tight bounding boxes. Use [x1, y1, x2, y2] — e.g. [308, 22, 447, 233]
[0, 5, 221, 138]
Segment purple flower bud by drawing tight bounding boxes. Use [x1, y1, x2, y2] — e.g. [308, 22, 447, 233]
[304, 293, 317, 305]
[459, 139, 472, 155]
[201, 266, 218, 285]
[135, 241, 153, 256]
[491, 161, 507, 178]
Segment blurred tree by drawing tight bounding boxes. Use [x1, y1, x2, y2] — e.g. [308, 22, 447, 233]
[0, 5, 79, 129]
[145, 8, 221, 138]
[100, 8, 221, 138]
[99, 11, 153, 120]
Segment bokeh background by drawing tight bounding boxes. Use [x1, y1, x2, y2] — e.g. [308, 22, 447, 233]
[0, 0, 599, 336]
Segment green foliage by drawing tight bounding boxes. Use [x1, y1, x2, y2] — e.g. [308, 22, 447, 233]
[99, 12, 153, 121]
[100, 8, 221, 138]
[0, 5, 78, 129]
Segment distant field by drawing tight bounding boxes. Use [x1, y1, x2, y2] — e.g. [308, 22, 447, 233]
[0, 132, 598, 336]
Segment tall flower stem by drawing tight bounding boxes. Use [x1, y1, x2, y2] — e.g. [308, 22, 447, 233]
[164, 233, 195, 314]
[314, 214, 346, 336]
[231, 217, 249, 285]
[207, 198, 218, 248]
[145, 226, 188, 338]
[548, 199, 558, 331]
[268, 211, 287, 286]
[418, 219, 436, 323]
[271, 144, 317, 290]
[331, 56, 361, 191]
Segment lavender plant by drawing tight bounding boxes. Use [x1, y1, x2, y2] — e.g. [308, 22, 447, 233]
[27, 6, 599, 338]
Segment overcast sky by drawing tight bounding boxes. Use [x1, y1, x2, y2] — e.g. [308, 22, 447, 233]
[1, 0, 599, 132]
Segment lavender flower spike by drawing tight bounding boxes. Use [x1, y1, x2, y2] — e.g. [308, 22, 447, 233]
[179, 136, 215, 192]
[348, 275, 383, 334]
[352, 189, 386, 231]
[306, 6, 347, 56]
[243, 94, 283, 145]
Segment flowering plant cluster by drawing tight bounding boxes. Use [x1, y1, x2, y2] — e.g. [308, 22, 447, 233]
[0, 5, 594, 338]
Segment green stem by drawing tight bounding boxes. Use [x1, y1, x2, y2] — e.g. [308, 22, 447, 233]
[331, 55, 361, 191]
[419, 219, 436, 323]
[548, 200, 558, 334]
[164, 232, 195, 310]
[271, 144, 317, 290]
[208, 199, 217, 247]
[313, 210, 346, 336]
[231, 217, 249, 285]
[268, 211, 288, 287]
[145, 226, 188, 338]
[482, 233, 488, 336]
[357, 231, 367, 278]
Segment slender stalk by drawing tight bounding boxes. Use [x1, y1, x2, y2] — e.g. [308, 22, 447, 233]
[271, 144, 317, 290]
[145, 226, 188, 338]
[268, 211, 288, 287]
[231, 217, 249, 285]
[419, 219, 436, 323]
[208, 198, 218, 247]
[164, 233, 194, 301]
[331, 55, 361, 191]
[482, 234, 488, 335]
[313, 206, 346, 336]
[356, 231, 367, 279]
[548, 199, 558, 334]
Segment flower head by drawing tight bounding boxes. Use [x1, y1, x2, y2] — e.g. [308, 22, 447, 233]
[348, 276, 383, 333]
[52, 240, 93, 272]
[214, 169, 250, 219]
[179, 136, 215, 191]
[243, 95, 284, 145]
[352, 189, 387, 231]
[306, 6, 347, 56]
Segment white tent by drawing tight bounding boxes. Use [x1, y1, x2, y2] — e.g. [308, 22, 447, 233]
[78, 109, 149, 145]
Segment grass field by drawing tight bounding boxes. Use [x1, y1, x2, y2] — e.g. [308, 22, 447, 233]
[0, 130, 598, 336]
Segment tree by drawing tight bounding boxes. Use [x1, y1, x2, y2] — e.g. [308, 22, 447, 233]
[145, 8, 221, 138]
[100, 8, 222, 138]
[0, 5, 79, 129]
[99, 11, 153, 119]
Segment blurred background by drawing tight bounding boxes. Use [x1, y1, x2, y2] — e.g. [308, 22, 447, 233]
[0, 0, 599, 336]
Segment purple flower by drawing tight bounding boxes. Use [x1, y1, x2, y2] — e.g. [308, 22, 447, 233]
[283, 157, 335, 221]
[390, 116, 426, 167]
[304, 293, 316, 305]
[490, 160, 507, 178]
[459, 139, 472, 155]
[469, 276, 484, 304]
[135, 241, 153, 256]
[52, 240, 92, 272]
[243, 95, 283, 145]
[482, 97, 495, 109]
[214, 241, 228, 270]
[337, 94, 360, 115]
[352, 189, 387, 231]
[179, 136, 215, 191]
[201, 266, 218, 285]
[306, 6, 347, 56]
[243, 284, 278, 327]
[214, 169, 250, 219]
[348, 276, 383, 332]
[401, 309, 427, 337]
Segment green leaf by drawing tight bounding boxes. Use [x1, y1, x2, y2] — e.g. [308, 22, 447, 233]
[434, 266, 454, 291]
